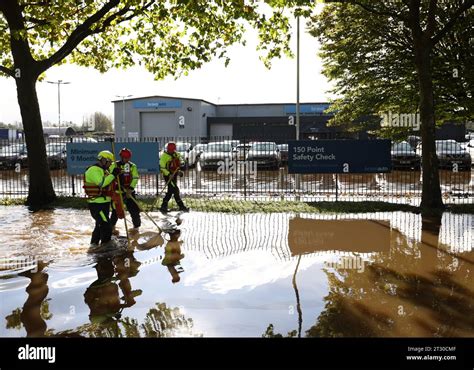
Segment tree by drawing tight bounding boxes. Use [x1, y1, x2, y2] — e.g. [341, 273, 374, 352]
[86, 111, 113, 132]
[0, 0, 310, 207]
[310, 0, 473, 211]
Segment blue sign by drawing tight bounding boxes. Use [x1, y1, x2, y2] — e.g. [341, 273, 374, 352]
[67, 142, 160, 175]
[133, 100, 182, 109]
[284, 104, 331, 115]
[288, 140, 392, 174]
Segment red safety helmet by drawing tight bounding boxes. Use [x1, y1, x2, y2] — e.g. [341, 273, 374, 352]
[119, 148, 132, 159]
[167, 142, 176, 154]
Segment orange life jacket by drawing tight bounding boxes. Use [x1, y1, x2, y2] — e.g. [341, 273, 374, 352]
[83, 165, 114, 198]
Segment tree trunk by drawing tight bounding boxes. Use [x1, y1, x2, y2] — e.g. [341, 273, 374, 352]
[413, 37, 444, 211]
[16, 71, 56, 206]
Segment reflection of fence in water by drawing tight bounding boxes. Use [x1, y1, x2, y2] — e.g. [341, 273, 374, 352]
[179, 212, 473, 261]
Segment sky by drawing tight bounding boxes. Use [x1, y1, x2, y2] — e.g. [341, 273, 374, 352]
[0, 16, 335, 126]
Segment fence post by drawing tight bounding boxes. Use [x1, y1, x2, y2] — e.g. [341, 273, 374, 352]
[70, 137, 75, 197]
[155, 137, 159, 196]
[244, 137, 247, 200]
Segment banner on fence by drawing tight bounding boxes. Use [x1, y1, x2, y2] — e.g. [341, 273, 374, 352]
[66, 142, 160, 175]
[288, 140, 391, 174]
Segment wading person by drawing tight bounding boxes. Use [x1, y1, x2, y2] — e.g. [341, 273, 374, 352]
[110, 148, 141, 235]
[159, 142, 189, 213]
[83, 150, 120, 250]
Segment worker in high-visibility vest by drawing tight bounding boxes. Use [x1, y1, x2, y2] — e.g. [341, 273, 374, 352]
[83, 150, 120, 249]
[159, 142, 189, 213]
[110, 148, 141, 235]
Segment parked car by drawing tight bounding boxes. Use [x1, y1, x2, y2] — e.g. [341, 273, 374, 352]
[391, 141, 421, 170]
[188, 143, 207, 167]
[277, 144, 289, 164]
[247, 142, 281, 170]
[461, 139, 474, 166]
[235, 144, 251, 161]
[200, 142, 235, 170]
[176, 142, 192, 168]
[0, 143, 28, 169]
[224, 140, 240, 149]
[435, 140, 471, 170]
[465, 132, 474, 141]
[46, 142, 67, 169]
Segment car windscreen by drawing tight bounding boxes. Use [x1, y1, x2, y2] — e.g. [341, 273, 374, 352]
[46, 144, 65, 154]
[194, 144, 207, 151]
[176, 144, 189, 152]
[252, 143, 276, 151]
[0, 145, 24, 155]
[392, 142, 412, 152]
[436, 142, 463, 151]
[207, 143, 231, 152]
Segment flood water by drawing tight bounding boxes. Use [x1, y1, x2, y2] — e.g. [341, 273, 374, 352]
[0, 207, 473, 337]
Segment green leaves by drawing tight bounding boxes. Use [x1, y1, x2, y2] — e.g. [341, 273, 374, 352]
[309, 1, 473, 132]
[0, 0, 318, 80]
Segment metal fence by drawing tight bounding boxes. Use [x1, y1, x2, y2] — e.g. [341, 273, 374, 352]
[0, 136, 473, 205]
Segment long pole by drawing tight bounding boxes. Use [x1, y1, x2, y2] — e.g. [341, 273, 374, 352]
[47, 80, 71, 136]
[296, 15, 301, 142]
[111, 139, 131, 249]
[116, 95, 132, 139]
[295, 15, 301, 193]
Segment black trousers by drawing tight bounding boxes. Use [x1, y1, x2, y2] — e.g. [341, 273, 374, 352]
[110, 191, 141, 228]
[162, 175, 185, 208]
[88, 202, 112, 245]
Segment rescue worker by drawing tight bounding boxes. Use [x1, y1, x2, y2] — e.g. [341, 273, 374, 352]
[110, 148, 141, 235]
[83, 150, 120, 249]
[159, 142, 189, 213]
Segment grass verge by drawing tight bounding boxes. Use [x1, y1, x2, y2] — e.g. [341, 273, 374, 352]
[1, 196, 473, 214]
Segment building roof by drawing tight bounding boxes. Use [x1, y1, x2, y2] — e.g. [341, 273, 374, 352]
[111, 95, 330, 107]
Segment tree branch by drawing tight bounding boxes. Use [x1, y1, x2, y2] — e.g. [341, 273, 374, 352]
[351, 0, 408, 22]
[408, 0, 422, 40]
[0, 65, 14, 77]
[431, 0, 473, 45]
[38, 0, 121, 73]
[426, 0, 437, 37]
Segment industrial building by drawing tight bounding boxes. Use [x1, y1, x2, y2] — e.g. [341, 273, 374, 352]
[112, 95, 466, 142]
[112, 95, 348, 142]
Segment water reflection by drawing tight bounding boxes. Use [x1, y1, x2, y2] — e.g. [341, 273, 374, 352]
[268, 214, 474, 337]
[84, 252, 141, 327]
[162, 230, 185, 284]
[1, 208, 472, 337]
[5, 261, 51, 337]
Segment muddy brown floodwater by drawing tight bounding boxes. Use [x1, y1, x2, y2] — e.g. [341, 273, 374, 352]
[0, 207, 472, 337]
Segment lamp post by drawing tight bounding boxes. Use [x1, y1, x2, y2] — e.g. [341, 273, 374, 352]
[47, 80, 71, 136]
[116, 95, 132, 139]
[295, 15, 301, 192]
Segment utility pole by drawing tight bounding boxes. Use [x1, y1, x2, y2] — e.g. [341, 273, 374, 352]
[295, 15, 301, 192]
[47, 80, 71, 136]
[116, 95, 132, 138]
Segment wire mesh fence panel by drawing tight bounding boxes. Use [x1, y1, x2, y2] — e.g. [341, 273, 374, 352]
[0, 136, 472, 204]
